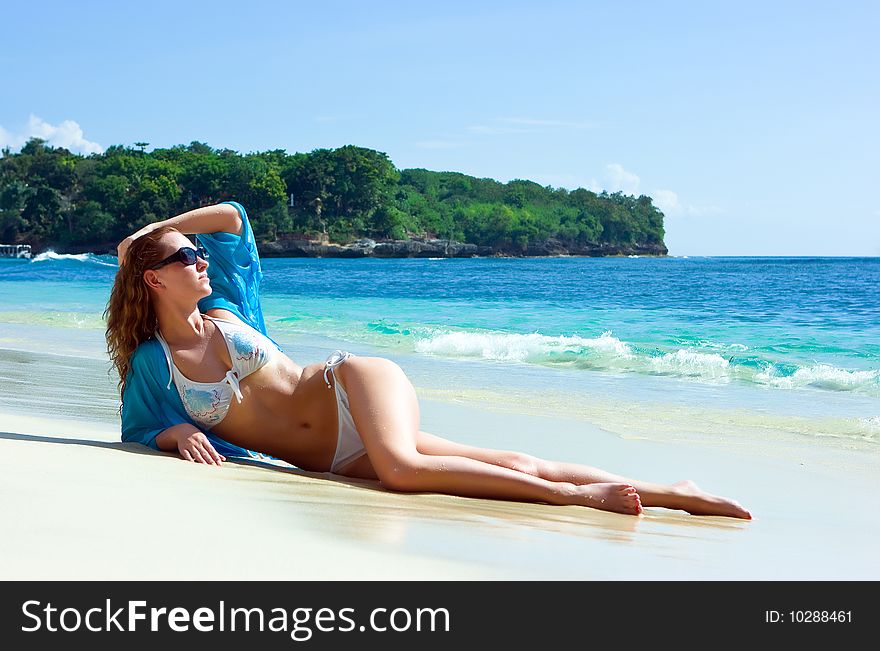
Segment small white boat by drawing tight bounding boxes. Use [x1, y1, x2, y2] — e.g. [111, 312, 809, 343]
[0, 243, 31, 259]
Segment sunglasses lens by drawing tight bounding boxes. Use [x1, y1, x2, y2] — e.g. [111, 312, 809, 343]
[181, 248, 197, 265]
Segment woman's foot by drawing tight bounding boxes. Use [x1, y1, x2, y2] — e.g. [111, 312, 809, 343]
[570, 482, 643, 516]
[668, 480, 752, 519]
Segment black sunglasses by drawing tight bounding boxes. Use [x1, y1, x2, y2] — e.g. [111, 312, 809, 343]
[149, 245, 209, 270]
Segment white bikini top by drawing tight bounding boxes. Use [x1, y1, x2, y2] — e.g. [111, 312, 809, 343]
[155, 315, 280, 429]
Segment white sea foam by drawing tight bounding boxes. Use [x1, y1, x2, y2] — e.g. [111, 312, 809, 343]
[414, 329, 634, 363]
[30, 250, 117, 267]
[696, 339, 749, 352]
[648, 349, 731, 379]
[411, 327, 880, 394]
[755, 363, 880, 391]
[31, 250, 92, 263]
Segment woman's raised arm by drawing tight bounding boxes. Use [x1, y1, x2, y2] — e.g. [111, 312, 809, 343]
[117, 203, 242, 266]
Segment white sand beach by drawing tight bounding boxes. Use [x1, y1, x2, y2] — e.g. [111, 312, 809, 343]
[3, 393, 878, 580]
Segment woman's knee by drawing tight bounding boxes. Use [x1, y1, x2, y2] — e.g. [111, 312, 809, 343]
[502, 452, 541, 476]
[373, 454, 430, 492]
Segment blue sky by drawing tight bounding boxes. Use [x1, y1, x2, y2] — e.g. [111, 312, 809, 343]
[2, 1, 877, 255]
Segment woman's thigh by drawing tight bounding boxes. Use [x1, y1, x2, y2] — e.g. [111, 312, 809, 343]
[416, 431, 538, 473]
[334, 356, 421, 477]
[335, 430, 537, 479]
[332, 356, 539, 479]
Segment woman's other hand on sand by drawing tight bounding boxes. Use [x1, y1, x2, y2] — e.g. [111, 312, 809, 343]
[177, 430, 226, 466]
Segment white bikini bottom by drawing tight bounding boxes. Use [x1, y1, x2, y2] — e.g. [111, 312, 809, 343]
[323, 350, 368, 473]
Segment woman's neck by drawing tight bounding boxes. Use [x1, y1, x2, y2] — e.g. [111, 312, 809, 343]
[156, 305, 208, 347]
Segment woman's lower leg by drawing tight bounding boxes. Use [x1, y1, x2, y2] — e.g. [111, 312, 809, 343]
[528, 459, 681, 507]
[413, 432, 751, 519]
[378, 453, 642, 515]
[530, 459, 750, 518]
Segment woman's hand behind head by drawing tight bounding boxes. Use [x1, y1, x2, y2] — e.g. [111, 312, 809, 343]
[116, 235, 135, 267]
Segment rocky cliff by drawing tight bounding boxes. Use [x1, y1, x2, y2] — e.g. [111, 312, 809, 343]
[258, 237, 668, 258]
[56, 237, 667, 259]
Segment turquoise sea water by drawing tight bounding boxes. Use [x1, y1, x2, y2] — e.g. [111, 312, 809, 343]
[0, 252, 878, 451]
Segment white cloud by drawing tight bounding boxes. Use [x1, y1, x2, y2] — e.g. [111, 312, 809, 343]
[0, 125, 20, 151]
[652, 189, 680, 214]
[603, 163, 641, 194]
[579, 165, 723, 218]
[503, 166, 725, 221]
[526, 166, 635, 194]
[652, 188, 722, 218]
[0, 115, 103, 155]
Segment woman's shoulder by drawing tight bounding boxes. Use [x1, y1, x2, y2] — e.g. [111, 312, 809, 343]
[204, 308, 248, 327]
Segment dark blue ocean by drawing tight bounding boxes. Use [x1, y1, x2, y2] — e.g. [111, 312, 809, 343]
[1, 253, 878, 448]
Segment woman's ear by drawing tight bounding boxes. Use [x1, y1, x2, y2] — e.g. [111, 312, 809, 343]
[143, 269, 163, 290]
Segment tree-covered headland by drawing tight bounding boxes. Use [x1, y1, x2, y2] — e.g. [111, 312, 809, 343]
[0, 139, 666, 256]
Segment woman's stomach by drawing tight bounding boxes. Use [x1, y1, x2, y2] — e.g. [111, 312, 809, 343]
[209, 355, 340, 467]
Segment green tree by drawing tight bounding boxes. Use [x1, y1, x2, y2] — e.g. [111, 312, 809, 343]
[0, 138, 666, 254]
[0, 179, 32, 241]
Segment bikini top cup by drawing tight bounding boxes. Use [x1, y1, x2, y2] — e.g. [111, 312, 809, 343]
[155, 315, 280, 429]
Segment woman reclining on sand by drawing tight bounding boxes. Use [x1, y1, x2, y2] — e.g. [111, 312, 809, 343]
[105, 201, 751, 519]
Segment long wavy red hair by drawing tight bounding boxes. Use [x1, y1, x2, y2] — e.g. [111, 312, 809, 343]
[104, 225, 182, 411]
